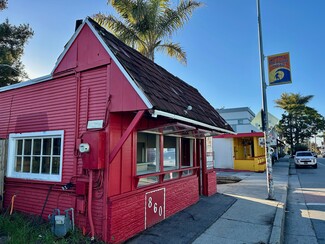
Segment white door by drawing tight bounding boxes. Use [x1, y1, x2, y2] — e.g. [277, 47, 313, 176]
[213, 138, 234, 169]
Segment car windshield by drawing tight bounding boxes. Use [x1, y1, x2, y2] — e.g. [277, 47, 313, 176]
[296, 152, 313, 157]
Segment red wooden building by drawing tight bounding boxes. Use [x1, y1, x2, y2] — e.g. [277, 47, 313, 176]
[0, 17, 233, 243]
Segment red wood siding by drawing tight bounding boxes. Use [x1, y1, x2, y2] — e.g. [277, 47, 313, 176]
[0, 75, 77, 216]
[4, 181, 76, 218]
[109, 58, 148, 112]
[0, 65, 109, 230]
[107, 176, 199, 243]
[78, 67, 108, 134]
[108, 113, 135, 197]
[54, 25, 110, 74]
[0, 75, 77, 181]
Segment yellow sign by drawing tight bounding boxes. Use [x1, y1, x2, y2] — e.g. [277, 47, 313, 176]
[267, 52, 292, 86]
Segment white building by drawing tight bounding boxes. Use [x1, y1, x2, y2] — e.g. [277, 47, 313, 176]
[214, 107, 282, 169]
[216, 107, 260, 133]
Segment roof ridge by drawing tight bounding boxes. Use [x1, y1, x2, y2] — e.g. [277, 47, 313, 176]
[86, 17, 233, 132]
[86, 17, 199, 92]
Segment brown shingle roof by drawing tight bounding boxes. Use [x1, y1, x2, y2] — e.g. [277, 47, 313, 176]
[87, 17, 233, 132]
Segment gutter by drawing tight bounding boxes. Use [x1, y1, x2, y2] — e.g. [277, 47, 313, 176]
[151, 110, 236, 135]
[0, 74, 52, 93]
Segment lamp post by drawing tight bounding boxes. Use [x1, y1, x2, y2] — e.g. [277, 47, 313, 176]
[256, 0, 275, 200]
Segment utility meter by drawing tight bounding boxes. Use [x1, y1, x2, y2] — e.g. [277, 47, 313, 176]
[79, 143, 90, 153]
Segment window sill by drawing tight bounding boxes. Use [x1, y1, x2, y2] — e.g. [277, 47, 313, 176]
[135, 166, 199, 188]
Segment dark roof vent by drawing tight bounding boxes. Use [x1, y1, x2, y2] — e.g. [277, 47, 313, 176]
[75, 19, 83, 31]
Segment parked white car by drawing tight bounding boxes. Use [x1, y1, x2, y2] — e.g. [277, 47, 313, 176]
[294, 151, 317, 168]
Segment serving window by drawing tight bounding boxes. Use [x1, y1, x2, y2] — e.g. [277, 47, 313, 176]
[136, 131, 196, 187]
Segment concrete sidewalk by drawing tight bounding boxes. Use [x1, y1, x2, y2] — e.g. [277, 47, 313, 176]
[193, 156, 290, 244]
[127, 157, 290, 244]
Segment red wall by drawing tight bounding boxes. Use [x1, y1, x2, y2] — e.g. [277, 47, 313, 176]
[0, 68, 110, 240]
[107, 176, 199, 243]
[205, 170, 217, 196]
[0, 21, 208, 243]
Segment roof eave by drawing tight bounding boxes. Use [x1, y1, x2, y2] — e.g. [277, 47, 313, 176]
[152, 110, 236, 135]
[0, 74, 52, 93]
[84, 18, 153, 109]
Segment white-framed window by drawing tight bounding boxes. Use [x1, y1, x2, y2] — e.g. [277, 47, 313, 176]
[7, 130, 64, 182]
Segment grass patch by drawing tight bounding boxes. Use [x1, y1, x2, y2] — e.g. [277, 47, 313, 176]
[0, 211, 102, 243]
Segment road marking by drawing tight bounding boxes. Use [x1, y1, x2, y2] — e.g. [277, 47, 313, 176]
[299, 203, 325, 206]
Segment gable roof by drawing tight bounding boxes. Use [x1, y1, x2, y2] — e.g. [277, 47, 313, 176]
[86, 17, 233, 133]
[0, 17, 233, 134]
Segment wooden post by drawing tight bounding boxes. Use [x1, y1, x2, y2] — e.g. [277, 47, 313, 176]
[0, 139, 7, 210]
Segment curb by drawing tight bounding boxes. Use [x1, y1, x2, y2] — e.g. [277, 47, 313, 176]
[268, 161, 290, 244]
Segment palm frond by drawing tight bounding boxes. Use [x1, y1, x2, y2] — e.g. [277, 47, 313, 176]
[157, 42, 187, 65]
[275, 92, 314, 113]
[158, 0, 202, 37]
[108, 0, 147, 25]
[93, 13, 145, 48]
[96, 0, 200, 63]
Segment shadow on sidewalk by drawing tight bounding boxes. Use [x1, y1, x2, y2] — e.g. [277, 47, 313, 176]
[126, 193, 237, 244]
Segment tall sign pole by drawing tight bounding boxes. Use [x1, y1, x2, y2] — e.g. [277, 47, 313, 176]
[256, 0, 275, 200]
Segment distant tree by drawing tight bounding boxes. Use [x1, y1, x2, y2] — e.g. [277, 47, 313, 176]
[94, 0, 202, 64]
[275, 93, 325, 154]
[0, 3, 33, 87]
[0, 0, 8, 10]
[294, 143, 308, 152]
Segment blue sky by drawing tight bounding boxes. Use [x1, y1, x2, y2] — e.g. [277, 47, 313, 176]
[1, 0, 324, 119]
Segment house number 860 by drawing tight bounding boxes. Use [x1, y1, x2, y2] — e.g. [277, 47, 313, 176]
[148, 197, 163, 216]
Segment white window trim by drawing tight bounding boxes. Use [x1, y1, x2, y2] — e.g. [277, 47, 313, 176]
[7, 130, 64, 182]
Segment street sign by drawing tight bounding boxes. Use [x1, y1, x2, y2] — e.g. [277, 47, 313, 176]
[267, 52, 292, 86]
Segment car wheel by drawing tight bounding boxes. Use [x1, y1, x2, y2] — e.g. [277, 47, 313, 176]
[313, 164, 317, 169]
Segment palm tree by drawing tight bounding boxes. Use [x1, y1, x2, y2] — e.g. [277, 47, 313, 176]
[94, 0, 202, 64]
[274, 93, 325, 155]
[274, 93, 313, 113]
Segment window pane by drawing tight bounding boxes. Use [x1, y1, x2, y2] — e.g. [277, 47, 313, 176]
[53, 138, 61, 155]
[16, 140, 23, 155]
[23, 156, 31, 172]
[164, 172, 179, 181]
[43, 139, 52, 155]
[33, 139, 41, 155]
[24, 139, 32, 155]
[136, 133, 159, 175]
[163, 136, 178, 171]
[15, 157, 22, 172]
[181, 138, 193, 168]
[41, 157, 50, 174]
[182, 169, 193, 177]
[32, 156, 40, 173]
[52, 157, 60, 174]
[138, 176, 158, 187]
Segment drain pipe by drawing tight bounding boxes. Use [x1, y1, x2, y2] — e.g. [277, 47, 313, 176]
[88, 170, 95, 241]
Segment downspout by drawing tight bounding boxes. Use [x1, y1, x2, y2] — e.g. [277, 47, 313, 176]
[88, 170, 95, 241]
[74, 72, 81, 175]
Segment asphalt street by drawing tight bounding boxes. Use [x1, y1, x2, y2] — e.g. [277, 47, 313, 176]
[284, 157, 325, 244]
